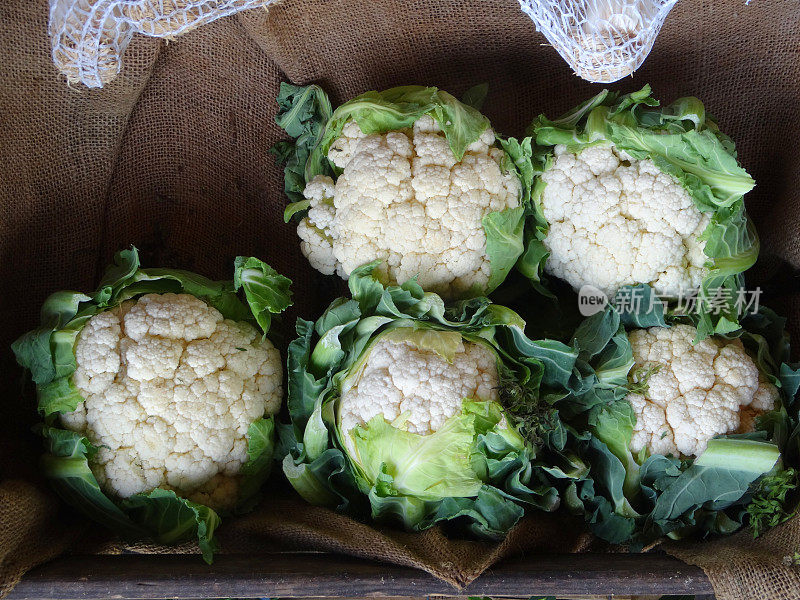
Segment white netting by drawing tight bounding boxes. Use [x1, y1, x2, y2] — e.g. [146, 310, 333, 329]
[49, 0, 273, 88]
[518, 0, 679, 83]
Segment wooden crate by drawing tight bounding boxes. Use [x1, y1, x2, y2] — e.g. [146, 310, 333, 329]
[8, 552, 714, 599]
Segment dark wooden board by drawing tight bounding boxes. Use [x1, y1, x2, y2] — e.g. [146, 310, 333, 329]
[8, 552, 714, 599]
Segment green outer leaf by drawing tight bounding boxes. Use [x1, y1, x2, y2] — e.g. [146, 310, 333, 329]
[93, 247, 140, 305]
[304, 397, 331, 462]
[782, 364, 800, 408]
[661, 441, 776, 521]
[11, 328, 59, 385]
[43, 426, 221, 563]
[282, 261, 577, 537]
[567, 306, 633, 414]
[312, 86, 490, 168]
[573, 307, 623, 359]
[41, 427, 146, 540]
[498, 136, 536, 206]
[606, 124, 754, 208]
[51, 324, 86, 380]
[236, 417, 277, 513]
[271, 83, 334, 206]
[233, 256, 293, 335]
[588, 399, 640, 498]
[121, 490, 221, 564]
[41, 423, 227, 563]
[460, 83, 489, 111]
[479, 135, 536, 295]
[501, 326, 577, 388]
[369, 484, 528, 541]
[511, 143, 551, 294]
[282, 450, 353, 508]
[527, 85, 758, 335]
[483, 206, 525, 293]
[347, 399, 510, 501]
[40, 290, 94, 325]
[11, 291, 92, 384]
[740, 307, 793, 380]
[287, 318, 329, 430]
[37, 377, 85, 417]
[283, 199, 311, 223]
[583, 435, 638, 521]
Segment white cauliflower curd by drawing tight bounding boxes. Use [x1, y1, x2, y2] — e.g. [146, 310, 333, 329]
[338, 330, 499, 455]
[626, 324, 778, 458]
[61, 293, 283, 510]
[541, 143, 710, 298]
[297, 116, 522, 298]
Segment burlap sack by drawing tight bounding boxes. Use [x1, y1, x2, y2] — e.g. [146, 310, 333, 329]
[1, 0, 798, 597]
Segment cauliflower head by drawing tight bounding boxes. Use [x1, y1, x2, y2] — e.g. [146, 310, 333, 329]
[61, 293, 282, 510]
[297, 116, 522, 299]
[282, 265, 579, 533]
[338, 330, 499, 443]
[626, 324, 778, 458]
[541, 143, 710, 298]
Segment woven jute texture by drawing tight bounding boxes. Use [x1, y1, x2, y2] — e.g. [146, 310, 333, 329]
[0, 0, 798, 597]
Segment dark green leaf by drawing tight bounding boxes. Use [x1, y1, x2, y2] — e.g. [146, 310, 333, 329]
[122, 489, 221, 564]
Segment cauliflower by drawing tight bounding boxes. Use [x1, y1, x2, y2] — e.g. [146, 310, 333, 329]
[283, 263, 572, 535]
[528, 87, 757, 335]
[297, 117, 521, 298]
[626, 324, 779, 458]
[338, 330, 499, 456]
[275, 85, 531, 300]
[541, 143, 710, 298]
[557, 304, 793, 546]
[12, 249, 293, 559]
[61, 293, 282, 510]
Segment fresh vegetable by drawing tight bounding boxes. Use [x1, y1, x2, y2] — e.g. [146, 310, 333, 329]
[626, 324, 779, 458]
[11, 248, 293, 562]
[273, 83, 533, 300]
[280, 260, 581, 538]
[522, 85, 758, 338]
[543, 300, 799, 546]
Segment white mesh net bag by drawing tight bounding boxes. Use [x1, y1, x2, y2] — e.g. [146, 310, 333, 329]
[518, 0, 679, 82]
[49, 0, 274, 88]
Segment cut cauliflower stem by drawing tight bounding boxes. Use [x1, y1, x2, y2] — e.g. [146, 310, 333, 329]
[541, 144, 710, 298]
[338, 332, 499, 457]
[297, 116, 522, 298]
[61, 293, 282, 510]
[626, 324, 779, 458]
